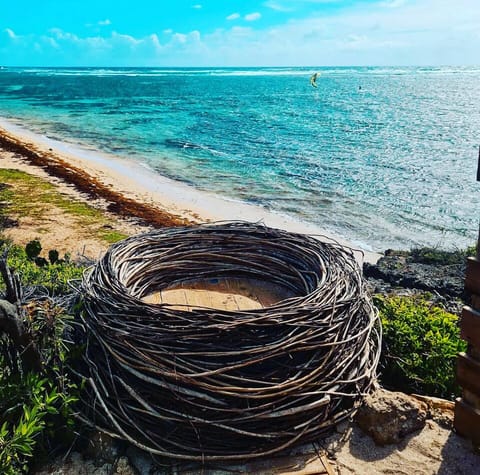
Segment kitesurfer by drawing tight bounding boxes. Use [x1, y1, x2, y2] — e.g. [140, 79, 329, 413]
[310, 72, 319, 88]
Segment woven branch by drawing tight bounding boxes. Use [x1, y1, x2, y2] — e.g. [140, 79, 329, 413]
[74, 222, 381, 461]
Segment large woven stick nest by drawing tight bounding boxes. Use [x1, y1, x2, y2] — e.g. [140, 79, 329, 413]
[75, 222, 381, 461]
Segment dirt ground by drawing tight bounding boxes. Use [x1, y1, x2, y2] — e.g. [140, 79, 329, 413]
[0, 149, 152, 259]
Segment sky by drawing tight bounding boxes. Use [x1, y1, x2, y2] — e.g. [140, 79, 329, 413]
[0, 0, 479, 67]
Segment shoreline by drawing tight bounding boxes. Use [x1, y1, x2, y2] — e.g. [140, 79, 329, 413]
[0, 118, 381, 264]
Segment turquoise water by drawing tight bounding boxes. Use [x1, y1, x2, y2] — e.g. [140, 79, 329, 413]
[0, 66, 479, 251]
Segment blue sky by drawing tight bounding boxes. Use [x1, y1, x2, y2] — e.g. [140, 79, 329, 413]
[1, 0, 479, 66]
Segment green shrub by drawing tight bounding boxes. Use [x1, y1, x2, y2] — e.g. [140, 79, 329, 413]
[1, 241, 85, 296]
[0, 373, 77, 474]
[375, 294, 466, 399]
[0, 299, 80, 473]
[0, 241, 84, 473]
[409, 245, 476, 265]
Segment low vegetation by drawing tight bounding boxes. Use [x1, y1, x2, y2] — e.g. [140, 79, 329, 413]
[376, 294, 466, 399]
[409, 245, 476, 266]
[0, 241, 86, 474]
[0, 168, 127, 245]
[0, 169, 130, 473]
[4, 240, 84, 296]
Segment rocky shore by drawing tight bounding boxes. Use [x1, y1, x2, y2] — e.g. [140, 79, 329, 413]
[363, 247, 470, 313]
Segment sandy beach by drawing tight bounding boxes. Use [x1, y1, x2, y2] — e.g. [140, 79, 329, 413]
[0, 118, 380, 263]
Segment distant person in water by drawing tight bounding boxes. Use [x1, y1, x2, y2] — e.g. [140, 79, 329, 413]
[310, 72, 319, 88]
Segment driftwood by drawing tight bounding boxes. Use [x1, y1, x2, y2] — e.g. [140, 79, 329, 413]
[0, 251, 42, 372]
[74, 222, 381, 461]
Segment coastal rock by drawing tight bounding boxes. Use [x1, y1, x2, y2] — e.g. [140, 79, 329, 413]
[83, 431, 123, 464]
[363, 249, 466, 312]
[356, 388, 428, 445]
[33, 452, 113, 475]
[113, 456, 136, 475]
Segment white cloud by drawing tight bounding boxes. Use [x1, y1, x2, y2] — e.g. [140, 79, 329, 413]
[1, 0, 479, 67]
[4, 28, 17, 39]
[192, 4, 202, 9]
[226, 13, 240, 21]
[338, 33, 402, 51]
[85, 19, 112, 28]
[49, 28, 79, 41]
[189, 30, 201, 42]
[42, 35, 59, 49]
[245, 12, 262, 21]
[173, 33, 187, 44]
[199, 0, 480, 66]
[111, 31, 141, 47]
[379, 0, 408, 7]
[263, 1, 294, 11]
[148, 34, 161, 49]
[230, 26, 254, 37]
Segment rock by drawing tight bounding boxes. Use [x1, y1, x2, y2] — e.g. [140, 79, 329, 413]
[411, 393, 455, 429]
[114, 456, 136, 475]
[83, 431, 123, 464]
[125, 446, 155, 475]
[356, 388, 428, 445]
[363, 248, 467, 315]
[33, 452, 113, 475]
[363, 250, 466, 301]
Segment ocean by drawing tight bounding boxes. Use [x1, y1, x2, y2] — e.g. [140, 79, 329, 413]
[0, 66, 479, 252]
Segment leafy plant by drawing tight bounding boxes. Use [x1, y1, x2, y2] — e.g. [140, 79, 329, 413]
[375, 294, 466, 399]
[25, 240, 42, 261]
[0, 305, 80, 473]
[1, 242, 84, 296]
[0, 373, 77, 475]
[0, 245, 83, 473]
[48, 250, 59, 265]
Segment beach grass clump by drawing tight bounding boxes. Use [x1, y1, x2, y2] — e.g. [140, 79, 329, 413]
[0, 168, 127, 244]
[375, 294, 466, 399]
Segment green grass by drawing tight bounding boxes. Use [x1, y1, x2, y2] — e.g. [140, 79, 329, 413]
[0, 169, 127, 244]
[99, 229, 129, 244]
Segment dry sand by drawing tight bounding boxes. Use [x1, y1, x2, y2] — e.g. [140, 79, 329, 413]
[325, 421, 479, 475]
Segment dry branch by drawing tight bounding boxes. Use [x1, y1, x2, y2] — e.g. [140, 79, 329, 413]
[0, 252, 42, 372]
